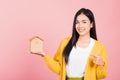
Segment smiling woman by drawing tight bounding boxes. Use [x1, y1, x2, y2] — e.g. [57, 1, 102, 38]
[75, 14, 93, 37]
[31, 8, 108, 80]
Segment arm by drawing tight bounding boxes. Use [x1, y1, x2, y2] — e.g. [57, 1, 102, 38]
[43, 39, 64, 75]
[43, 53, 61, 75]
[96, 44, 108, 79]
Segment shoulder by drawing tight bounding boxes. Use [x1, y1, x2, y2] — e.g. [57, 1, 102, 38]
[59, 37, 71, 47]
[61, 37, 71, 42]
[94, 39, 106, 49]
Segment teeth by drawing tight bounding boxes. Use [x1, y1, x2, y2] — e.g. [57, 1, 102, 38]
[79, 28, 84, 32]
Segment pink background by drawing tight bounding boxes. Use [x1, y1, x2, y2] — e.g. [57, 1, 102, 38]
[0, 0, 120, 80]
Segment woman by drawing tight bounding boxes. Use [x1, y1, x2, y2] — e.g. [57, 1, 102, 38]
[35, 8, 108, 80]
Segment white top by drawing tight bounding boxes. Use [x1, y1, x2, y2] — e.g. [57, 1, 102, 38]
[66, 38, 95, 77]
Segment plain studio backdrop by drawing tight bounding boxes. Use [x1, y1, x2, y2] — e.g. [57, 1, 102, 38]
[0, 0, 120, 80]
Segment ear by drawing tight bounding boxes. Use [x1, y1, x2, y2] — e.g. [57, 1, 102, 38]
[90, 22, 93, 28]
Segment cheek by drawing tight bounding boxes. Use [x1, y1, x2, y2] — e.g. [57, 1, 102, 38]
[75, 25, 78, 29]
[75, 24, 79, 28]
[75, 26, 79, 33]
[75, 25, 79, 31]
[85, 24, 92, 29]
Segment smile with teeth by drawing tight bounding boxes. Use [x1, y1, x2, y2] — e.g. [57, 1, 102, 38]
[78, 27, 85, 32]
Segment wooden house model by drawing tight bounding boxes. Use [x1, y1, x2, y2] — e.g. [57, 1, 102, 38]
[30, 36, 43, 54]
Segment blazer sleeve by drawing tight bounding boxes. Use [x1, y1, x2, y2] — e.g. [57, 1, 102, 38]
[96, 43, 108, 79]
[43, 53, 61, 75]
[43, 39, 65, 75]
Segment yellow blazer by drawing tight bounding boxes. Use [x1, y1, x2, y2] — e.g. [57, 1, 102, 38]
[43, 37, 108, 80]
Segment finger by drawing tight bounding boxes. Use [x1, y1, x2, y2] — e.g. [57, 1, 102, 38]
[90, 54, 98, 58]
[97, 53, 101, 56]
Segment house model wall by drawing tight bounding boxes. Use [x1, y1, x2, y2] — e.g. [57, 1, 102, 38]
[30, 36, 43, 54]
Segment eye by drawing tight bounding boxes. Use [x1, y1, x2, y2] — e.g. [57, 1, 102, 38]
[83, 21, 87, 23]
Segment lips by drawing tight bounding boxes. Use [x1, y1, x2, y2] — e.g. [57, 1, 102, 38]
[77, 27, 85, 32]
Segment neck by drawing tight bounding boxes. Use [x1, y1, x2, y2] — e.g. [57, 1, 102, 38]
[78, 35, 91, 42]
[77, 35, 91, 48]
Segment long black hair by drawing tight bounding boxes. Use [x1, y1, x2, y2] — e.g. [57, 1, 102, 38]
[63, 8, 97, 64]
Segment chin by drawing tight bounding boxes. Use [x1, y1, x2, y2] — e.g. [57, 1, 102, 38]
[79, 32, 85, 35]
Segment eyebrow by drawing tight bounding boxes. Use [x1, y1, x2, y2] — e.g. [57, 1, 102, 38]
[76, 19, 88, 22]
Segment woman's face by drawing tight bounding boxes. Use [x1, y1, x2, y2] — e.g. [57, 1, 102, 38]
[75, 13, 93, 37]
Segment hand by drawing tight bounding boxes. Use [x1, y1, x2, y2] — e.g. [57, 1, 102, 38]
[32, 51, 46, 57]
[38, 51, 46, 57]
[90, 53, 105, 66]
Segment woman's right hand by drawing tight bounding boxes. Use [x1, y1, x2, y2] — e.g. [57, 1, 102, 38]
[37, 51, 46, 57]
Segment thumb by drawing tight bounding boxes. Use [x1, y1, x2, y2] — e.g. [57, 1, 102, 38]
[90, 54, 97, 58]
